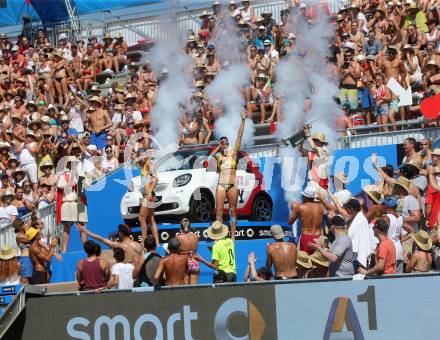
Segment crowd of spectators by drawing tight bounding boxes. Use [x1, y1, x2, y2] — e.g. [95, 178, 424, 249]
[0, 0, 439, 286]
[334, 0, 440, 133]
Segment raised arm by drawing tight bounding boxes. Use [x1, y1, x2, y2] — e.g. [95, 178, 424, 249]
[233, 115, 246, 152]
[76, 223, 119, 249]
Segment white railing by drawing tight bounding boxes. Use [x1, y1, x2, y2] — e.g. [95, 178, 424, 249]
[0, 203, 57, 251]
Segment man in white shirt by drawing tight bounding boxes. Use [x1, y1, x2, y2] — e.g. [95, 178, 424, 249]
[107, 248, 134, 290]
[344, 198, 375, 269]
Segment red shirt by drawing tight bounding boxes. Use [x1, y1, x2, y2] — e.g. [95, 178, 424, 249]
[376, 238, 396, 275]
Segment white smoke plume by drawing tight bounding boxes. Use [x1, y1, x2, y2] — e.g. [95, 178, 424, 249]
[274, 7, 340, 201]
[149, 25, 192, 148]
[206, 64, 255, 146]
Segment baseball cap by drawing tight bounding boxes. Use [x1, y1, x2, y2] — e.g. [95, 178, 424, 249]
[263, 39, 271, 45]
[381, 196, 398, 209]
[258, 25, 265, 30]
[270, 224, 284, 240]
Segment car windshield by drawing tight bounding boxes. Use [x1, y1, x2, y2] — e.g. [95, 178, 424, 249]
[155, 149, 210, 172]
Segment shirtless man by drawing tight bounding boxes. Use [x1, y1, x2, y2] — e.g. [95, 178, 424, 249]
[338, 44, 361, 110]
[266, 224, 297, 280]
[153, 238, 188, 286]
[378, 45, 407, 120]
[288, 185, 324, 255]
[87, 96, 112, 150]
[28, 227, 57, 284]
[76, 223, 143, 266]
[176, 218, 200, 284]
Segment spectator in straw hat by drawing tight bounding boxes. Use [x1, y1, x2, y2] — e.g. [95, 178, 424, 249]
[87, 96, 112, 150]
[196, 221, 236, 283]
[394, 176, 420, 241]
[0, 245, 20, 285]
[404, 230, 432, 272]
[300, 126, 330, 193]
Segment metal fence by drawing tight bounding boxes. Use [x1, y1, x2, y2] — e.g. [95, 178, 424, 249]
[0, 203, 57, 253]
[337, 123, 440, 149]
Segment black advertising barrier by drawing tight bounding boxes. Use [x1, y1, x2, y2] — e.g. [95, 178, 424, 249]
[18, 284, 277, 340]
[109, 223, 293, 243]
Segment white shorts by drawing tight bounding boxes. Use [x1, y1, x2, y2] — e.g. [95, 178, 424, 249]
[22, 162, 38, 184]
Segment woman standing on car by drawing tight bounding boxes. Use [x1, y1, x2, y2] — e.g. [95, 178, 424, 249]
[209, 114, 246, 241]
[138, 151, 160, 246]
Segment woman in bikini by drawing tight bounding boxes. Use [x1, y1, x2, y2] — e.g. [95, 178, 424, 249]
[52, 50, 69, 104]
[138, 151, 159, 246]
[209, 114, 246, 240]
[76, 57, 95, 91]
[405, 230, 432, 272]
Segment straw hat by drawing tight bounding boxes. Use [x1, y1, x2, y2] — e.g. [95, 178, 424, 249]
[334, 171, 348, 184]
[103, 32, 112, 40]
[1, 189, 14, 198]
[412, 230, 432, 251]
[431, 148, 440, 156]
[195, 79, 205, 88]
[26, 227, 39, 241]
[427, 59, 439, 68]
[207, 221, 229, 240]
[0, 245, 16, 260]
[199, 10, 210, 19]
[362, 184, 383, 204]
[297, 251, 313, 269]
[257, 72, 269, 79]
[316, 235, 329, 249]
[26, 100, 37, 109]
[312, 132, 327, 144]
[394, 176, 411, 193]
[41, 116, 52, 125]
[375, 5, 385, 13]
[89, 96, 102, 105]
[0, 142, 10, 150]
[53, 49, 64, 59]
[336, 14, 344, 21]
[115, 32, 122, 39]
[125, 94, 137, 101]
[193, 91, 205, 99]
[39, 160, 54, 169]
[403, 158, 422, 171]
[115, 104, 124, 111]
[310, 251, 329, 267]
[115, 85, 125, 93]
[187, 35, 197, 42]
[434, 166, 440, 174]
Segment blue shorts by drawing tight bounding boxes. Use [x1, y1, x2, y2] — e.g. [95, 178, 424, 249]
[18, 256, 33, 278]
[373, 104, 389, 117]
[90, 131, 107, 149]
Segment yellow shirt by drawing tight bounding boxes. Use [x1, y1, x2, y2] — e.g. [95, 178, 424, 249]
[212, 238, 236, 273]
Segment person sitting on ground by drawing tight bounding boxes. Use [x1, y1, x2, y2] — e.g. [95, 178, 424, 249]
[176, 217, 200, 284]
[106, 248, 134, 290]
[76, 240, 110, 291]
[77, 223, 142, 266]
[358, 218, 397, 276]
[404, 230, 432, 273]
[196, 221, 237, 283]
[309, 214, 354, 277]
[133, 235, 163, 287]
[266, 224, 298, 280]
[153, 237, 188, 286]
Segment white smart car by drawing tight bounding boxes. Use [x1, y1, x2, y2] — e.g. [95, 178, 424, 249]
[120, 145, 273, 225]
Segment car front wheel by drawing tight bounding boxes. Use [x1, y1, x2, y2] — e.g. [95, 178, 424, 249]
[250, 195, 272, 221]
[188, 191, 213, 222]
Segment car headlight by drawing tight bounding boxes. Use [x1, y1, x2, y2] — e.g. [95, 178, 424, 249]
[173, 174, 192, 187]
